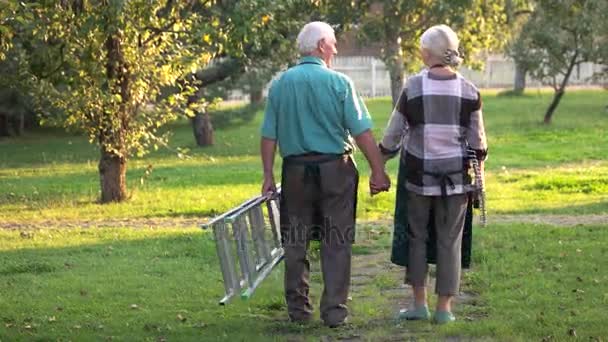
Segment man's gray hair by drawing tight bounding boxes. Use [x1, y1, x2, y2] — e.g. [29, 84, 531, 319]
[297, 21, 335, 55]
[420, 25, 463, 67]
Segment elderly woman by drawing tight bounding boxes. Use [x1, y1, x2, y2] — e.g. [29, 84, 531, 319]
[379, 25, 488, 324]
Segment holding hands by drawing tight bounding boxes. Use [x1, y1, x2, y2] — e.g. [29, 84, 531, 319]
[370, 168, 391, 195]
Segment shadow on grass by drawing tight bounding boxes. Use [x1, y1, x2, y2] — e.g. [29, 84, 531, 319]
[0, 104, 263, 169]
[0, 228, 421, 341]
[0, 231, 292, 341]
[496, 89, 538, 98]
[0, 160, 264, 206]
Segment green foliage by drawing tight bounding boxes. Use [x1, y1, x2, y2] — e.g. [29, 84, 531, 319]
[510, 0, 608, 89]
[0, 0, 23, 60]
[0, 2, 48, 130]
[24, 1, 221, 158]
[4, 0, 368, 152]
[204, 0, 369, 104]
[3, 0, 365, 200]
[358, 0, 512, 72]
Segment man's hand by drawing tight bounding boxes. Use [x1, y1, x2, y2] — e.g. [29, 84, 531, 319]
[369, 169, 390, 195]
[353, 130, 392, 196]
[261, 175, 276, 196]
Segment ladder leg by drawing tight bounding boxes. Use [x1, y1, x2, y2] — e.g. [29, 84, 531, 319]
[212, 221, 241, 305]
[248, 206, 272, 269]
[233, 215, 256, 287]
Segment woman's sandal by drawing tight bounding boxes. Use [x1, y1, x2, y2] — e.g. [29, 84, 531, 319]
[397, 305, 431, 320]
[433, 311, 456, 324]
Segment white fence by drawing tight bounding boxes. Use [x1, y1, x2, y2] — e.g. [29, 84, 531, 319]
[225, 55, 606, 101]
[333, 55, 606, 98]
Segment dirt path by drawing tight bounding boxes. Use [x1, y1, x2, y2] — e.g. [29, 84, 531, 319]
[275, 251, 479, 341]
[0, 217, 203, 230]
[1, 214, 606, 231]
[489, 214, 608, 226]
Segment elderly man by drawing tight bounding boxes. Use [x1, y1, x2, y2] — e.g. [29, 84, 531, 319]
[260, 21, 390, 327]
[261, 22, 390, 327]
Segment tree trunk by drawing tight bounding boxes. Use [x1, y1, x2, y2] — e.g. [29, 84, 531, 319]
[513, 62, 527, 94]
[249, 88, 264, 105]
[388, 58, 405, 107]
[192, 111, 213, 146]
[543, 90, 565, 124]
[15, 112, 24, 136]
[99, 31, 131, 202]
[544, 52, 579, 124]
[384, 27, 405, 106]
[98, 149, 127, 203]
[0, 113, 9, 137]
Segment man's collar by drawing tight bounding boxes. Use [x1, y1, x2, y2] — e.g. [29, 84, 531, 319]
[298, 56, 326, 67]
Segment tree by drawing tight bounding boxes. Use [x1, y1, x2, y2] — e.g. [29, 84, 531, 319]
[17, 0, 220, 202]
[0, 0, 20, 60]
[0, 5, 64, 137]
[503, 0, 535, 94]
[187, 0, 368, 146]
[357, 0, 512, 105]
[511, 0, 607, 123]
[0, 1, 38, 137]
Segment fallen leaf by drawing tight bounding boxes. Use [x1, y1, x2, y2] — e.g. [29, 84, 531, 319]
[177, 314, 187, 322]
[143, 323, 159, 332]
[20, 231, 34, 239]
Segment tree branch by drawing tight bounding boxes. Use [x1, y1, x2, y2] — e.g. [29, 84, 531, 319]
[141, 18, 178, 46]
[39, 43, 66, 79]
[513, 9, 533, 17]
[194, 57, 244, 86]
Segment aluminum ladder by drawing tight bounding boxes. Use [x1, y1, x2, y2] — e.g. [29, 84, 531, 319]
[202, 189, 283, 305]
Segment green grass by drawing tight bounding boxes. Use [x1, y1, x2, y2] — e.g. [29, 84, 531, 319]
[446, 223, 608, 341]
[1, 89, 608, 340]
[1, 90, 607, 223]
[1, 224, 606, 341]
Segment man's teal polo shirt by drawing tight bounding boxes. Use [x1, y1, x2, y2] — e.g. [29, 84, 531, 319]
[261, 56, 373, 157]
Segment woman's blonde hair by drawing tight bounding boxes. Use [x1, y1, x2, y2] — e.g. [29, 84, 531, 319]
[420, 25, 463, 67]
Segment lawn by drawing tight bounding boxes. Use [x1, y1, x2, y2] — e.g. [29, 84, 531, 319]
[1, 90, 607, 223]
[1, 90, 607, 341]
